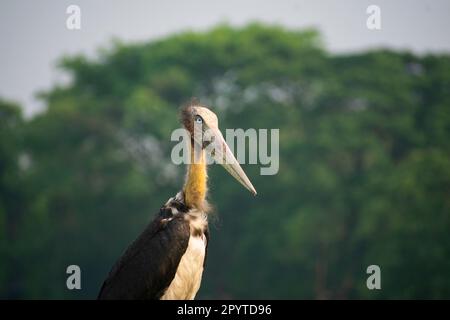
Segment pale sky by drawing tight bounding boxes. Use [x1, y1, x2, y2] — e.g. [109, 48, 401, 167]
[1, 0, 449, 117]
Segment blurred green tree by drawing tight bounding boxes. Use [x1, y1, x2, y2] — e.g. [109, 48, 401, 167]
[0, 24, 449, 299]
[0, 99, 25, 298]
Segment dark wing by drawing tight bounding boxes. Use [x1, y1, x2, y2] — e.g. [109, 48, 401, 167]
[98, 212, 190, 300]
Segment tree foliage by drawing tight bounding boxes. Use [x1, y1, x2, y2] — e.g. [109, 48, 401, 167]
[1, 24, 450, 299]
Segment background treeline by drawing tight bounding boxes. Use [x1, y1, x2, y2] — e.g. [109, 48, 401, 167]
[1, 24, 450, 299]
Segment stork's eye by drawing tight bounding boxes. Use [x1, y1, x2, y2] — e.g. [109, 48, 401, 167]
[195, 116, 203, 124]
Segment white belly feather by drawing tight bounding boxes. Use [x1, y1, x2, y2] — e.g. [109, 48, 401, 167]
[160, 233, 206, 300]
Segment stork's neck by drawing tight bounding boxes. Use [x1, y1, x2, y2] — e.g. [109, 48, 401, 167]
[184, 143, 208, 211]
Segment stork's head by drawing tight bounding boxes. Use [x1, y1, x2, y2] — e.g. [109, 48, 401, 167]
[181, 104, 257, 195]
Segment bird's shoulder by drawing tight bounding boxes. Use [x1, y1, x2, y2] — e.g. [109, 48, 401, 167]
[160, 191, 208, 234]
[158, 191, 191, 219]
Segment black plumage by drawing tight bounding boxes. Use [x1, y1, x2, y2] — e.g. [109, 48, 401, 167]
[98, 194, 209, 300]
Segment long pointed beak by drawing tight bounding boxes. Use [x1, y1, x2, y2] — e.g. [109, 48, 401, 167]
[207, 128, 257, 195]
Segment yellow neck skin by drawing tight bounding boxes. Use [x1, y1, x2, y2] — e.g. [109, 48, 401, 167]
[184, 144, 208, 210]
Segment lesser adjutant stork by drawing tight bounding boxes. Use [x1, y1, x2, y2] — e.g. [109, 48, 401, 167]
[98, 103, 256, 300]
